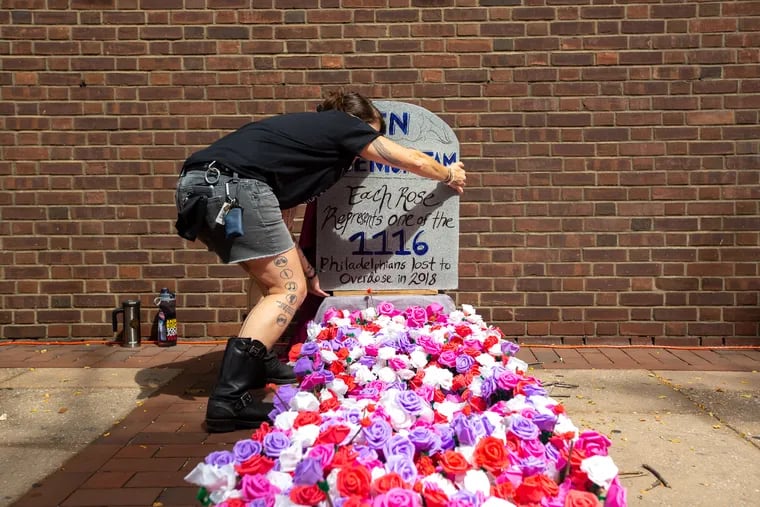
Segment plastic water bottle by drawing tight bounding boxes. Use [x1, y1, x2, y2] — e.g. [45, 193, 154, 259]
[154, 288, 177, 347]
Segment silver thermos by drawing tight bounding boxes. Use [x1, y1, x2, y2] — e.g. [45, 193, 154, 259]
[111, 300, 141, 347]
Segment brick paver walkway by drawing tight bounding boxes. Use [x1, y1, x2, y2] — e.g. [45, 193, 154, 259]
[2, 342, 758, 507]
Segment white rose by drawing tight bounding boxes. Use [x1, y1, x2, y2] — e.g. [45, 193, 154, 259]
[273, 410, 298, 431]
[377, 346, 397, 360]
[320, 348, 339, 363]
[290, 391, 320, 412]
[409, 349, 429, 370]
[581, 455, 619, 490]
[326, 377, 348, 397]
[506, 356, 528, 374]
[266, 470, 294, 492]
[462, 469, 491, 496]
[290, 423, 320, 448]
[421, 473, 457, 496]
[276, 442, 304, 472]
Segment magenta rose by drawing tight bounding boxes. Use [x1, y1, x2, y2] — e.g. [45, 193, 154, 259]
[323, 308, 342, 324]
[604, 476, 627, 507]
[377, 301, 400, 317]
[425, 302, 444, 319]
[373, 487, 420, 507]
[438, 350, 458, 368]
[307, 444, 335, 469]
[576, 430, 612, 457]
[405, 306, 428, 328]
[240, 473, 279, 501]
[416, 335, 442, 356]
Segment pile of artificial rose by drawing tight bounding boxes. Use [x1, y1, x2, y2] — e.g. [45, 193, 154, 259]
[185, 302, 627, 507]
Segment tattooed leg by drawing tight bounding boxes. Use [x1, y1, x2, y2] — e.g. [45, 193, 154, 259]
[238, 248, 307, 347]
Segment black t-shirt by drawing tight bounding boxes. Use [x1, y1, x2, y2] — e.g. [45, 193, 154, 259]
[184, 110, 381, 209]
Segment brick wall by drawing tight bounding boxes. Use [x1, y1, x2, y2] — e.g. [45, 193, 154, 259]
[1, 0, 758, 345]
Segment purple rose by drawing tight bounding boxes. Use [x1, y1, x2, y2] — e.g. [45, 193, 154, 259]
[405, 305, 428, 328]
[396, 390, 423, 414]
[293, 356, 314, 377]
[263, 431, 291, 458]
[355, 444, 380, 466]
[385, 455, 418, 484]
[363, 418, 392, 449]
[522, 383, 547, 397]
[509, 415, 539, 441]
[435, 424, 456, 451]
[293, 457, 324, 485]
[455, 354, 476, 374]
[517, 455, 547, 476]
[382, 434, 415, 460]
[233, 439, 262, 462]
[409, 427, 438, 452]
[501, 341, 520, 357]
[479, 376, 498, 399]
[205, 450, 234, 467]
[450, 491, 480, 507]
[300, 342, 320, 356]
[532, 412, 557, 433]
[451, 413, 485, 446]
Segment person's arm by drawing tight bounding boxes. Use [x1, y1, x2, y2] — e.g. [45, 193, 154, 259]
[359, 136, 466, 194]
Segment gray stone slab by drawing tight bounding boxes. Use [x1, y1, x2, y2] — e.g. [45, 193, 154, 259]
[0, 367, 180, 507]
[538, 369, 760, 507]
[654, 370, 760, 446]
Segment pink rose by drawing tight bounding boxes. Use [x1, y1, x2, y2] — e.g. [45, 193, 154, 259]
[377, 301, 400, 317]
[438, 350, 458, 368]
[307, 444, 335, 469]
[405, 305, 428, 328]
[576, 430, 612, 457]
[604, 476, 627, 507]
[414, 385, 434, 402]
[323, 308, 342, 324]
[519, 437, 546, 458]
[425, 302, 444, 319]
[240, 473, 279, 501]
[416, 335, 442, 356]
[373, 487, 420, 507]
[496, 371, 521, 390]
[387, 357, 406, 371]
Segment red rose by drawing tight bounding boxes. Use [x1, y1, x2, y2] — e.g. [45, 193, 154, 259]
[415, 455, 436, 476]
[491, 481, 515, 501]
[234, 454, 275, 475]
[315, 424, 351, 445]
[483, 335, 498, 350]
[455, 324, 473, 337]
[293, 411, 323, 429]
[290, 485, 327, 506]
[371, 471, 408, 495]
[438, 450, 471, 475]
[250, 422, 272, 442]
[337, 465, 372, 497]
[473, 436, 511, 474]
[288, 343, 302, 363]
[220, 500, 246, 507]
[421, 485, 449, 507]
[331, 445, 359, 468]
[343, 496, 372, 507]
[319, 396, 341, 412]
[514, 474, 559, 504]
[330, 361, 346, 375]
[564, 489, 601, 507]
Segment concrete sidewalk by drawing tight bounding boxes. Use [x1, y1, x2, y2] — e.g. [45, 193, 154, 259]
[0, 343, 758, 507]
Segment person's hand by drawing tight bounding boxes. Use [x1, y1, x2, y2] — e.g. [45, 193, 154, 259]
[445, 161, 466, 194]
[307, 274, 330, 298]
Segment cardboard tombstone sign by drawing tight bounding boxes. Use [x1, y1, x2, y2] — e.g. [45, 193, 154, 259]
[316, 101, 460, 291]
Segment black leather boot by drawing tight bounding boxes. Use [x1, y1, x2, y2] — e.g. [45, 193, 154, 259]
[263, 350, 297, 384]
[205, 337, 273, 433]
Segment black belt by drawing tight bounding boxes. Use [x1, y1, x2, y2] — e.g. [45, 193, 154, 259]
[181, 161, 238, 184]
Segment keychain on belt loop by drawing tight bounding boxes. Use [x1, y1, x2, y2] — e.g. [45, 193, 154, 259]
[223, 174, 244, 238]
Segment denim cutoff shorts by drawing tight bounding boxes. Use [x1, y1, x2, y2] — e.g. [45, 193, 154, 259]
[175, 171, 294, 264]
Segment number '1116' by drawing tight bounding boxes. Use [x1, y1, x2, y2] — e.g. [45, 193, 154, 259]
[348, 230, 429, 256]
